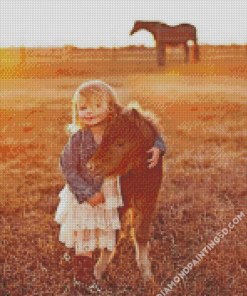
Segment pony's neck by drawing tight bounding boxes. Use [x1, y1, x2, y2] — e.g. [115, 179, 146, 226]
[136, 22, 157, 38]
[145, 23, 157, 37]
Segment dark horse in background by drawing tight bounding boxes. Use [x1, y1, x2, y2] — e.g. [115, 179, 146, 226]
[86, 106, 163, 284]
[130, 20, 200, 66]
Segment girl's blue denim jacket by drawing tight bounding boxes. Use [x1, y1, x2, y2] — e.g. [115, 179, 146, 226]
[59, 127, 166, 204]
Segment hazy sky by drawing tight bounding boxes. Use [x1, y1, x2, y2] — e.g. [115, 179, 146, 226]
[1, 0, 246, 48]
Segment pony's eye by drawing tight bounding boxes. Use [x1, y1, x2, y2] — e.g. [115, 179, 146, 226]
[117, 142, 124, 147]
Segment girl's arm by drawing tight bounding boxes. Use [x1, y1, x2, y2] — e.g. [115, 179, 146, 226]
[59, 131, 100, 204]
[153, 134, 166, 156]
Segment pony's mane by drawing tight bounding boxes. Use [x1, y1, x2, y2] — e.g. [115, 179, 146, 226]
[124, 101, 164, 138]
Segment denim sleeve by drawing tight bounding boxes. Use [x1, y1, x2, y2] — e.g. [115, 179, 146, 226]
[153, 134, 166, 157]
[59, 131, 99, 204]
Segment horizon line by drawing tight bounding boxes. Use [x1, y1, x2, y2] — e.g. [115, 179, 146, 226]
[1, 43, 247, 49]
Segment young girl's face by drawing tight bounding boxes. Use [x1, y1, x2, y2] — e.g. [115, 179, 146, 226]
[77, 94, 109, 126]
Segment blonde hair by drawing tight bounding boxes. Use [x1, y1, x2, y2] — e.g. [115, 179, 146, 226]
[65, 80, 122, 136]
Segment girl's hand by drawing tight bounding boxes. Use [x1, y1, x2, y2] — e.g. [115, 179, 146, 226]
[147, 147, 162, 169]
[87, 191, 105, 207]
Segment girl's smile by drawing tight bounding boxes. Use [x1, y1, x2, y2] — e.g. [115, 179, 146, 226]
[83, 116, 95, 120]
[78, 103, 109, 126]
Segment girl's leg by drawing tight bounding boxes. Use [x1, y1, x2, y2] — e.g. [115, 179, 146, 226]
[73, 229, 95, 284]
[73, 255, 95, 285]
[74, 230, 93, 258]
[94, 248, 113, 280]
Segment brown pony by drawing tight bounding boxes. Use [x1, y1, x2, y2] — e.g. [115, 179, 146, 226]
[86, 105, 163, 282]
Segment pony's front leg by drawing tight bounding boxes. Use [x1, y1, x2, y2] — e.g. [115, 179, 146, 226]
[94, 248, 114, 280]
[133, 237, 153, 282]
[132, 207, 154, 282]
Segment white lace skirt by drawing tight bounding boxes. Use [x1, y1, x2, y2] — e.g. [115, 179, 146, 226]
[54, 177, 123, 254]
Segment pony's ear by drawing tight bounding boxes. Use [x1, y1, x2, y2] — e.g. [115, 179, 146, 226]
[130, 108, 139, 119]
[125, 108, 141, 122]
[122, 107, 140, 122]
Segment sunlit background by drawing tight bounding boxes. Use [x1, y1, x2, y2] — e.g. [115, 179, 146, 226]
[0, 0, 246, 48]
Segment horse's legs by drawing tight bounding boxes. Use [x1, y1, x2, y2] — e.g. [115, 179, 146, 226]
[94, 207, 131, 280]
[134, 236, 153, 282]
[184, 42, 189, 63]
[133, 209, 154, 281]
[94, 248, 113, 280]
[163, 44, 166, 66]
[94, 229, 126, 280]
[194, 40, 200, 62]
[116, 206, 133, 243]
[156, 44, 165, 66]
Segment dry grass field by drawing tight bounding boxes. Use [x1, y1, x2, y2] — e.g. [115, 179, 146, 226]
[0, 45, 247, 295]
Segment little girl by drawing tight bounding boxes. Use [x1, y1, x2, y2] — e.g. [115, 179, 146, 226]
[54, 80, 166, 286]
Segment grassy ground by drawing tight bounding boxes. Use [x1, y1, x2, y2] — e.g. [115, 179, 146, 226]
[0, 46, 247, 295]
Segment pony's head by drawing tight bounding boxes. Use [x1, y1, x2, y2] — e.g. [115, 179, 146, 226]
[87, 104, 161, 177]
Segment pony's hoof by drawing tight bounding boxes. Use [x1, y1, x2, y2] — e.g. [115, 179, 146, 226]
[144, 277, 159, 294]
[143, 274, 155, 283]
[139, 264, 154, 283]
[93, 265, 103, 280]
